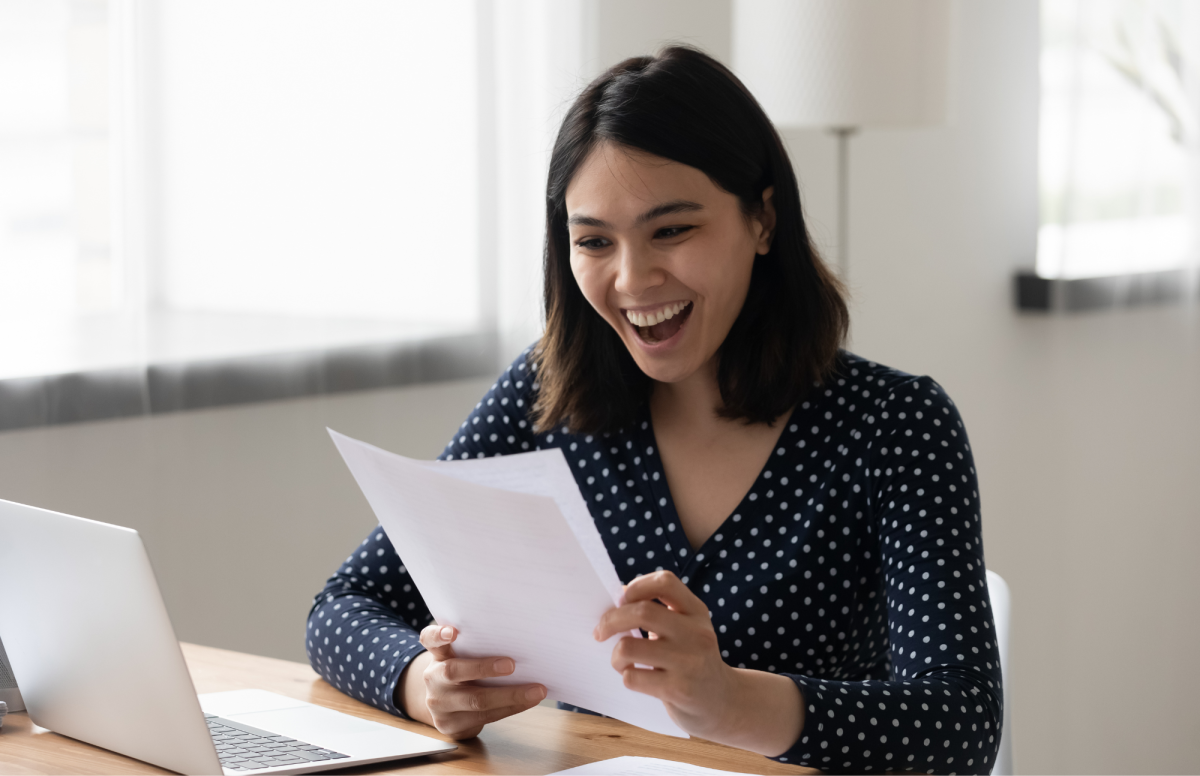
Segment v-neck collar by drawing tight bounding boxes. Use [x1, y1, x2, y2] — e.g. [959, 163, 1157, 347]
[634, 404, 800, 582]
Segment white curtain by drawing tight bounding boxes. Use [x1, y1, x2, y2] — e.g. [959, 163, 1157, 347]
[488, 0, 592, 362]
[1037, 0, 1200, 280]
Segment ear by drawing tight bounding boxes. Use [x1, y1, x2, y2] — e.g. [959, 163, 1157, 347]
[754, 186, 776, 255]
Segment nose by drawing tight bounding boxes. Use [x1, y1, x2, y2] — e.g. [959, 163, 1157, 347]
[613, 241, 666, 298]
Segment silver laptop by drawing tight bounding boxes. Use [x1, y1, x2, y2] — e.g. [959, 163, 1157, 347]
[0, 498, 455, 775]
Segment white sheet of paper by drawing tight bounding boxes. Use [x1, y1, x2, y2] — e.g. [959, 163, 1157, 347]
[549, 756, 762, 776]
[328, 429, 686, 738]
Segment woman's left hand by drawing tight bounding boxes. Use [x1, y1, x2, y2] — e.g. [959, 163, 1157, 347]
[592, 570, 738, 740]
[593, 570, 805, 755]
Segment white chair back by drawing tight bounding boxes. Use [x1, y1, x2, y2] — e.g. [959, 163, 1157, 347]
[986, 569, 1013, 775]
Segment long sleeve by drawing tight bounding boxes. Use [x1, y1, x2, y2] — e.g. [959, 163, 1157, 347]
[304, 351, 540, 717]
[305, 527, 432, 717]
[772, 375, 1003, 774]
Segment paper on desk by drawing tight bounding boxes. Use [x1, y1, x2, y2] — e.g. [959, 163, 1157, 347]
[549, 756, 761, 776]
[328, 429, 687, 738]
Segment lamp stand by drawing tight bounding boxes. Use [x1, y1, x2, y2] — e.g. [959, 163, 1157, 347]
[831, 126, 858, 281]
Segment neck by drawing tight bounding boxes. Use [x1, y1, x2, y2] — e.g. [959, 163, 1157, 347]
[649, 356, 724, 429]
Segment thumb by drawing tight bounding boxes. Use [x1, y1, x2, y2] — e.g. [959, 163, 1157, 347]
[419, 623, 458, 661]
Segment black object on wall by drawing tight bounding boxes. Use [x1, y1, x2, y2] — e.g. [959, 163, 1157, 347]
[1014, 268, 1197, 312]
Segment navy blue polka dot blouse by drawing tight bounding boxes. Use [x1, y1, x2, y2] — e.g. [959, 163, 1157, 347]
[306, 348, 1003, 774]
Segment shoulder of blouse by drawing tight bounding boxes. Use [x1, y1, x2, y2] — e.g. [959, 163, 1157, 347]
[437, 344, 543, 461]
[835, 350, 966, 431]
[489, 345, 542, 410]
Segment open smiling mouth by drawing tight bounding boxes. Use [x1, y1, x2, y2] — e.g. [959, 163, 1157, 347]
[624, 301, 694, 344]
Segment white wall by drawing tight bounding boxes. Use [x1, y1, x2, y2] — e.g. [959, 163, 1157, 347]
[591, 0, 732, 69]
[0, 377, 492, 663]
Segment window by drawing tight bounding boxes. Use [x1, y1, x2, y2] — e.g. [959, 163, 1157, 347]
[1037, 0, 1199, 280]
[2, 0, 483, 383]
[0, 0, 585, 428]
[153, 1, 479, 324]
[0, 0, 114, 316]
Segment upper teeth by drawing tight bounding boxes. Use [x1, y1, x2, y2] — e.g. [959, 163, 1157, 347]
[624, 301, 689, 328]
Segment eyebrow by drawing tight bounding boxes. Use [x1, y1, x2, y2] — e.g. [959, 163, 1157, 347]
[567, 199, 705, 229]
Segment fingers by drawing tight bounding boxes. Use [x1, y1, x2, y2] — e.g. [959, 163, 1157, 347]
[418, 627, 519, 684]
[436, 656, 515, 684]
[595, 571, 711, 642]
[594, 597, 679, 643]
[414, 624, 546, 740]
[430, 682, 547, 715]
[419, 623, 458, 660]
[620, 664, 669, 698]
[610, 633, 666, 672]
[622, 570, 703, 613]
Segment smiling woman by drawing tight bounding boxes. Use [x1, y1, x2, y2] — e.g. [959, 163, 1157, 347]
[307, 47, 1004, 775]
[565, 148, 769, 382]
[536, 50, 848, 434]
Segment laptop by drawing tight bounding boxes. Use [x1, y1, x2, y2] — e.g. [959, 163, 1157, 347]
[0, 498, 456, 775]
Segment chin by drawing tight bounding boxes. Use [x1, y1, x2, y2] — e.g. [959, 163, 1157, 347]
[625, 347, 700, 385]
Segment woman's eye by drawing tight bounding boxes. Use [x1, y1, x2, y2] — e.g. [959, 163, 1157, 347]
[575, 237, 610, 250]
[655, 225, 693, 239]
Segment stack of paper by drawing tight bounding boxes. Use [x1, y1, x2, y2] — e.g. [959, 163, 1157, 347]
[550, 756, 763, 775]
[329, 430, 686, 738]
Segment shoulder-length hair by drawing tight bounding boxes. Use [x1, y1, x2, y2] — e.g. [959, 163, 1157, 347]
[533, 46, 848, 435]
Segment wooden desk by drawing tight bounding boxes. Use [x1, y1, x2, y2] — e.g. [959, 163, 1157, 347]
[0, 643, 816, 775]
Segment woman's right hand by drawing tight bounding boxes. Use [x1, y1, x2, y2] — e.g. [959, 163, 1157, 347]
[398, 624, 547, 739]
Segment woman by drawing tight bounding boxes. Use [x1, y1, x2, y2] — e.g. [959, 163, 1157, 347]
[307, 47, 1003, 774]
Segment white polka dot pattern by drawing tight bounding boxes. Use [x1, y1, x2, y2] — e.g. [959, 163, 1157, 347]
[305, 348, 1003, 774]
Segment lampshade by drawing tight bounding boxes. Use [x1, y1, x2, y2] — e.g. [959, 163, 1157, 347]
[732, 0, 953, 128]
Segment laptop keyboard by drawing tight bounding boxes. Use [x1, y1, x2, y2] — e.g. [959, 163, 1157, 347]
[205, 714, 350, 772]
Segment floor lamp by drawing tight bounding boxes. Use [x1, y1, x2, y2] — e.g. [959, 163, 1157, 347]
[733, 0, 953, 281]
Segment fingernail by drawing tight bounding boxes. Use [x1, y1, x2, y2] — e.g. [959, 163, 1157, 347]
[525, 686, 545, 703]
[440, 626, 454, 641]
[493, 658, 514, 675]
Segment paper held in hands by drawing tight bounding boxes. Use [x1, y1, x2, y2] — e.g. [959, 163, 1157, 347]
[328, 429, 688, 739]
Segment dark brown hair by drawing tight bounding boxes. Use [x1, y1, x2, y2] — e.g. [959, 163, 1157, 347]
[533, 46, 848, 434]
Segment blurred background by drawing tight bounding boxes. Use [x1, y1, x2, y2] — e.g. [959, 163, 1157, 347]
[1, 0, 1198, 772]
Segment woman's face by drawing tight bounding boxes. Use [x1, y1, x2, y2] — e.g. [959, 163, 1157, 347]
[565, 143, 774, 385]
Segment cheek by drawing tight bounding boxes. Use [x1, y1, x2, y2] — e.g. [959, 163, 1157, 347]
[691, 234, 756, 308]
[720, 262, 756, 321]
[570, 259, 610, 317]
